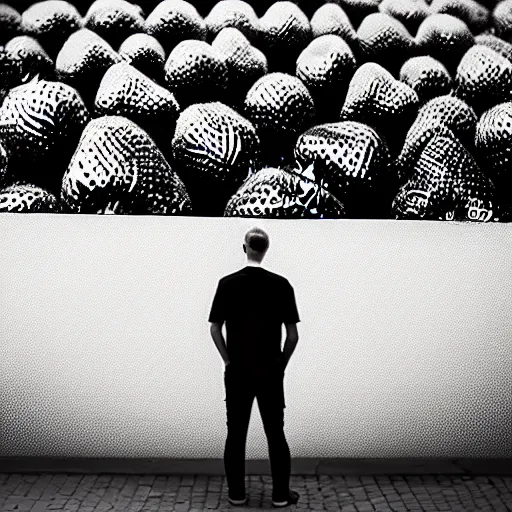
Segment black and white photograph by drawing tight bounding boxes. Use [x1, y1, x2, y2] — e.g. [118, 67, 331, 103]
[1, 1, 512, 512]
[0, 0, 511, 220]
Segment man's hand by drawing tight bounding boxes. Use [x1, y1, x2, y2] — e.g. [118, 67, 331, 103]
[282, 323, 299, 371]
[211, 322, 230, 366]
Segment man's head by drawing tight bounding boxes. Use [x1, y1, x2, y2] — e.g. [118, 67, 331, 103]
[243, 227, 270, 262]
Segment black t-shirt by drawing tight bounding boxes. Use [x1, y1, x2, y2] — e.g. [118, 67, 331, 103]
[209, 266, 300, 367]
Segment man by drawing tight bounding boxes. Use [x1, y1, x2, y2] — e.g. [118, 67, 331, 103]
[209, 227, 301, 508]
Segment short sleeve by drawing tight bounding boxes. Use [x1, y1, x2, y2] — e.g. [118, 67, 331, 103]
[282, 281, 300, 324]
[209, 280, 226, 323]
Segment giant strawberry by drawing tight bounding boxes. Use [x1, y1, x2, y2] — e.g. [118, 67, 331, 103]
[475, 34, 512, 62]
[340, 62, 419, 155]
[455, 44, 512, 115]
[396, 94, 478, 182]
[56, 28, 123, 108]
[164, 39, 228, 108]
[309, 3, 359, 56]
[0, 76, 89, 195]
[378, 0, 430, 36]
[205, 0, 261, 44]
[294, 121, 394, 218]
[258, 1, 312, 74]
[171, 101, 260, 216]
[475, 102, 512, 220]
[0, 182, 61, 212]
[5, 35, 55, 84]
[211, 27, 267, 110]
[493, 0, 512, 43]
[145, 0, 207, 55]
[296, 35, 357, 123]
[95, 61, 180, 159]
[224, 166, 346, 218]
[393, 128, 498, 221]
[118, 33, 166, 84]
[21, 0, 83, 59]
[399, 56, 453, 104]
[415, 14, 475, 75]
[83, 0, 146, 50]
[62, 115, 192, 215]
[244, 72, 316, 165]
[430, 0, 490, 34]
[357, 12, 416, 75]
[0, 4, 23, 45]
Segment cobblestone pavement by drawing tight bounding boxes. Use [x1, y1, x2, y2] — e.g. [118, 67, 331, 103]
[0, 473, 511, 512]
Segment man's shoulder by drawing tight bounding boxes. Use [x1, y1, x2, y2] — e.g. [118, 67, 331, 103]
[219, 268, 290, 286]
[262, 269, 290, 285]
[217, 270, 244, 287]
[219, 269, 244, 281]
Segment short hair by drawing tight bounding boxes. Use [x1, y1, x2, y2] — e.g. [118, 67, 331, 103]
[245, 227, 269, 253]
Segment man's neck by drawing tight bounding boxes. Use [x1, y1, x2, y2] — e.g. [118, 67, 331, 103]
[246, 260, 262, 267]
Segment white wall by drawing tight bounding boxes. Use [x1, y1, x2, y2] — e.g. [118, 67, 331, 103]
[0, 215, 511, 459]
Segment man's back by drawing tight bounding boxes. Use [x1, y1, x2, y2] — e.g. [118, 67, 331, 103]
[211, 227, 301, 508]
[209, 266, 300, 368]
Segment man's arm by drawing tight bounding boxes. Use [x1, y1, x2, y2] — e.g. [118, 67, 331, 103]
[282, 323, 299, 370]
[210, 322, 230, 365]
[208, 280, 230, 365]
[281, 281, 300, 370]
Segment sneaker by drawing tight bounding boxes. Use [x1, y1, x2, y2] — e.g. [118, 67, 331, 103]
[228, 495, 248, 506]
[272, 489, 300, 507]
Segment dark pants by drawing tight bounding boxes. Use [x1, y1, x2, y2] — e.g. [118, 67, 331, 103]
[223, 357, 291, 501]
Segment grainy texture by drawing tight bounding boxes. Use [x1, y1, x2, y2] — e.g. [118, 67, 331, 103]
[429, 0, 490, 34]
[475, 101, 512, 220]
[455, 44, 512, 115]
[392, 128, 498, 221]
[258, 1, 312, 74]
[310, 3, 358, 50]
[396, 94, 478, 182]
[1, 216, 511, 457]
[95, 61, 180, 157]
[356, 12, 416, 75]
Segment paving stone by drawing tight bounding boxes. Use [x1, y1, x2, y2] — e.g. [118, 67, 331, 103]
[0, 472, 511, 511]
